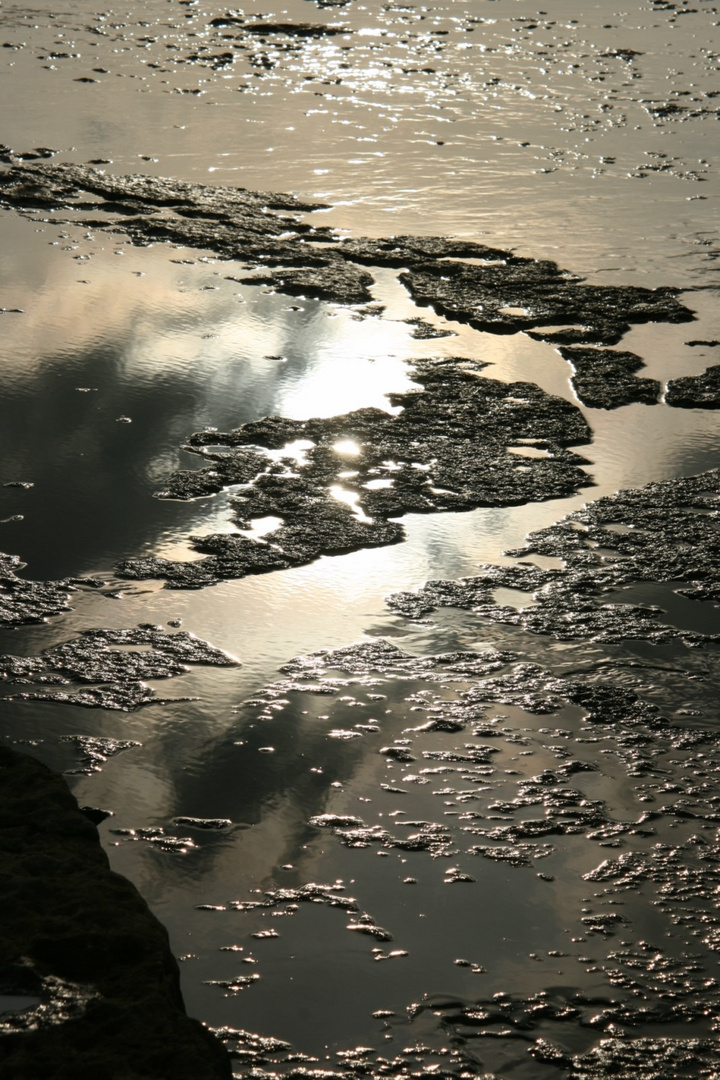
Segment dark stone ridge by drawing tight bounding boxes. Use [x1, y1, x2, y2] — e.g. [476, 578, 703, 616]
[116, 356, 592, 587]
[0, 745, 231, 1079]
[0, 164, 695, 339]
[558, 346, 661, 409]
[387, 468, 720, 643]
[395, 257, 693, 344]
[666, 364, 720, 408]
[1, 626, 239, 711]
[208, 18, 347, 35]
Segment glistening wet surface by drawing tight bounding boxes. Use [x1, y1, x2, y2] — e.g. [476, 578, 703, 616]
[1, 0, 720, 1076]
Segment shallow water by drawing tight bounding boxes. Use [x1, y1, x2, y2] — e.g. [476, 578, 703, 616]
[1, 0, 720, 1073]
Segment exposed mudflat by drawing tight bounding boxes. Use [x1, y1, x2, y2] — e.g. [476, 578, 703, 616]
[1, 0, 719, 1078]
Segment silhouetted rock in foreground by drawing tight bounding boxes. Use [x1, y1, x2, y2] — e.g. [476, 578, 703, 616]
[0, 745, 231, 1080]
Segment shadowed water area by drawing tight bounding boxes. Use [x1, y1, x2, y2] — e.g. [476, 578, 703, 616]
[1, 0, 720, 1077]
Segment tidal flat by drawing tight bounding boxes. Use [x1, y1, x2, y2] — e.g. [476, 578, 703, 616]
[1, 0, 720, 1077]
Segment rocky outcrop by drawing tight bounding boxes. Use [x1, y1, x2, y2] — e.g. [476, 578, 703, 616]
[0, 746, 231, 1080]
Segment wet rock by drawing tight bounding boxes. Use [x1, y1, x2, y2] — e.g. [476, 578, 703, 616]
[398, 259, 692, 342]
[346, 921, 393, 941]
[0, 163, 351, 294]
[29, 627, 236, 682]
[529, 1038, 572, 1066]
[118, 356, 592, 587]
[205, 973, 260, 994]
[78, 805, 113, 826]
[569, 1037, 720, 1079]
[468, 843, 553, 866]
[558, 347, 661, 408]
[309, 814, 365, 829]
[0, 164, 695, 335]
[239, 262, 375, 305]
[281, 640, 514, 683]
[11, 682, 192, 711]
[404, 317, 455, 340]
[156, 448, 267, 499]
[226, 883, 359, 913]
[1, 626, 238, 711]
[60, 735, 141, 774]
[173, 817, 233, 830]
[581, 913, 627, 935]
[0, 552, 75, 627]
[665, 364, 720, 408]
[109, 826, 197, 854]
[0, 746, 230, 1078]
[388, 468, 720, 644]
[208, 19, 347, 36]
[380, 745, 416, 762]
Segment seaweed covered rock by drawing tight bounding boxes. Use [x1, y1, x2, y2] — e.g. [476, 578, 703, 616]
[0, 745, 231, 1079]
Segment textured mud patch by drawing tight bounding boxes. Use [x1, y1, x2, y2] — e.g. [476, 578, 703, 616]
[558, 347, 661, 409]
[0, 164, 695, 337]
[0, 552, 102, 628]
[1, 625, 239, 711]
[0, 745, 230, 1078]
[666, 364, 720, 408]
[569, 1037, 720, 1079]
[388, 468, 720, 644]
[117, 356, 592, 587]
[396, 257, 692, 345]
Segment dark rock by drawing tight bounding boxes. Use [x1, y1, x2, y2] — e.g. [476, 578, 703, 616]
[1, 627, 239, 711]
[78, 806, 113, 825]
[0, 745, 231, 1079]
[387, 468, 720, 644]
[209, 19, 347, 35]
[117, 356, 592, 587]
[0, 164, 696, 332]
[398, 260, 692, 342]
[569, 1037, 720, 1079]
[666, 364, 720, 408]
[558, 346, 661, 408]
[173, 817, 233, 830]
[0, 553, 74, 627]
